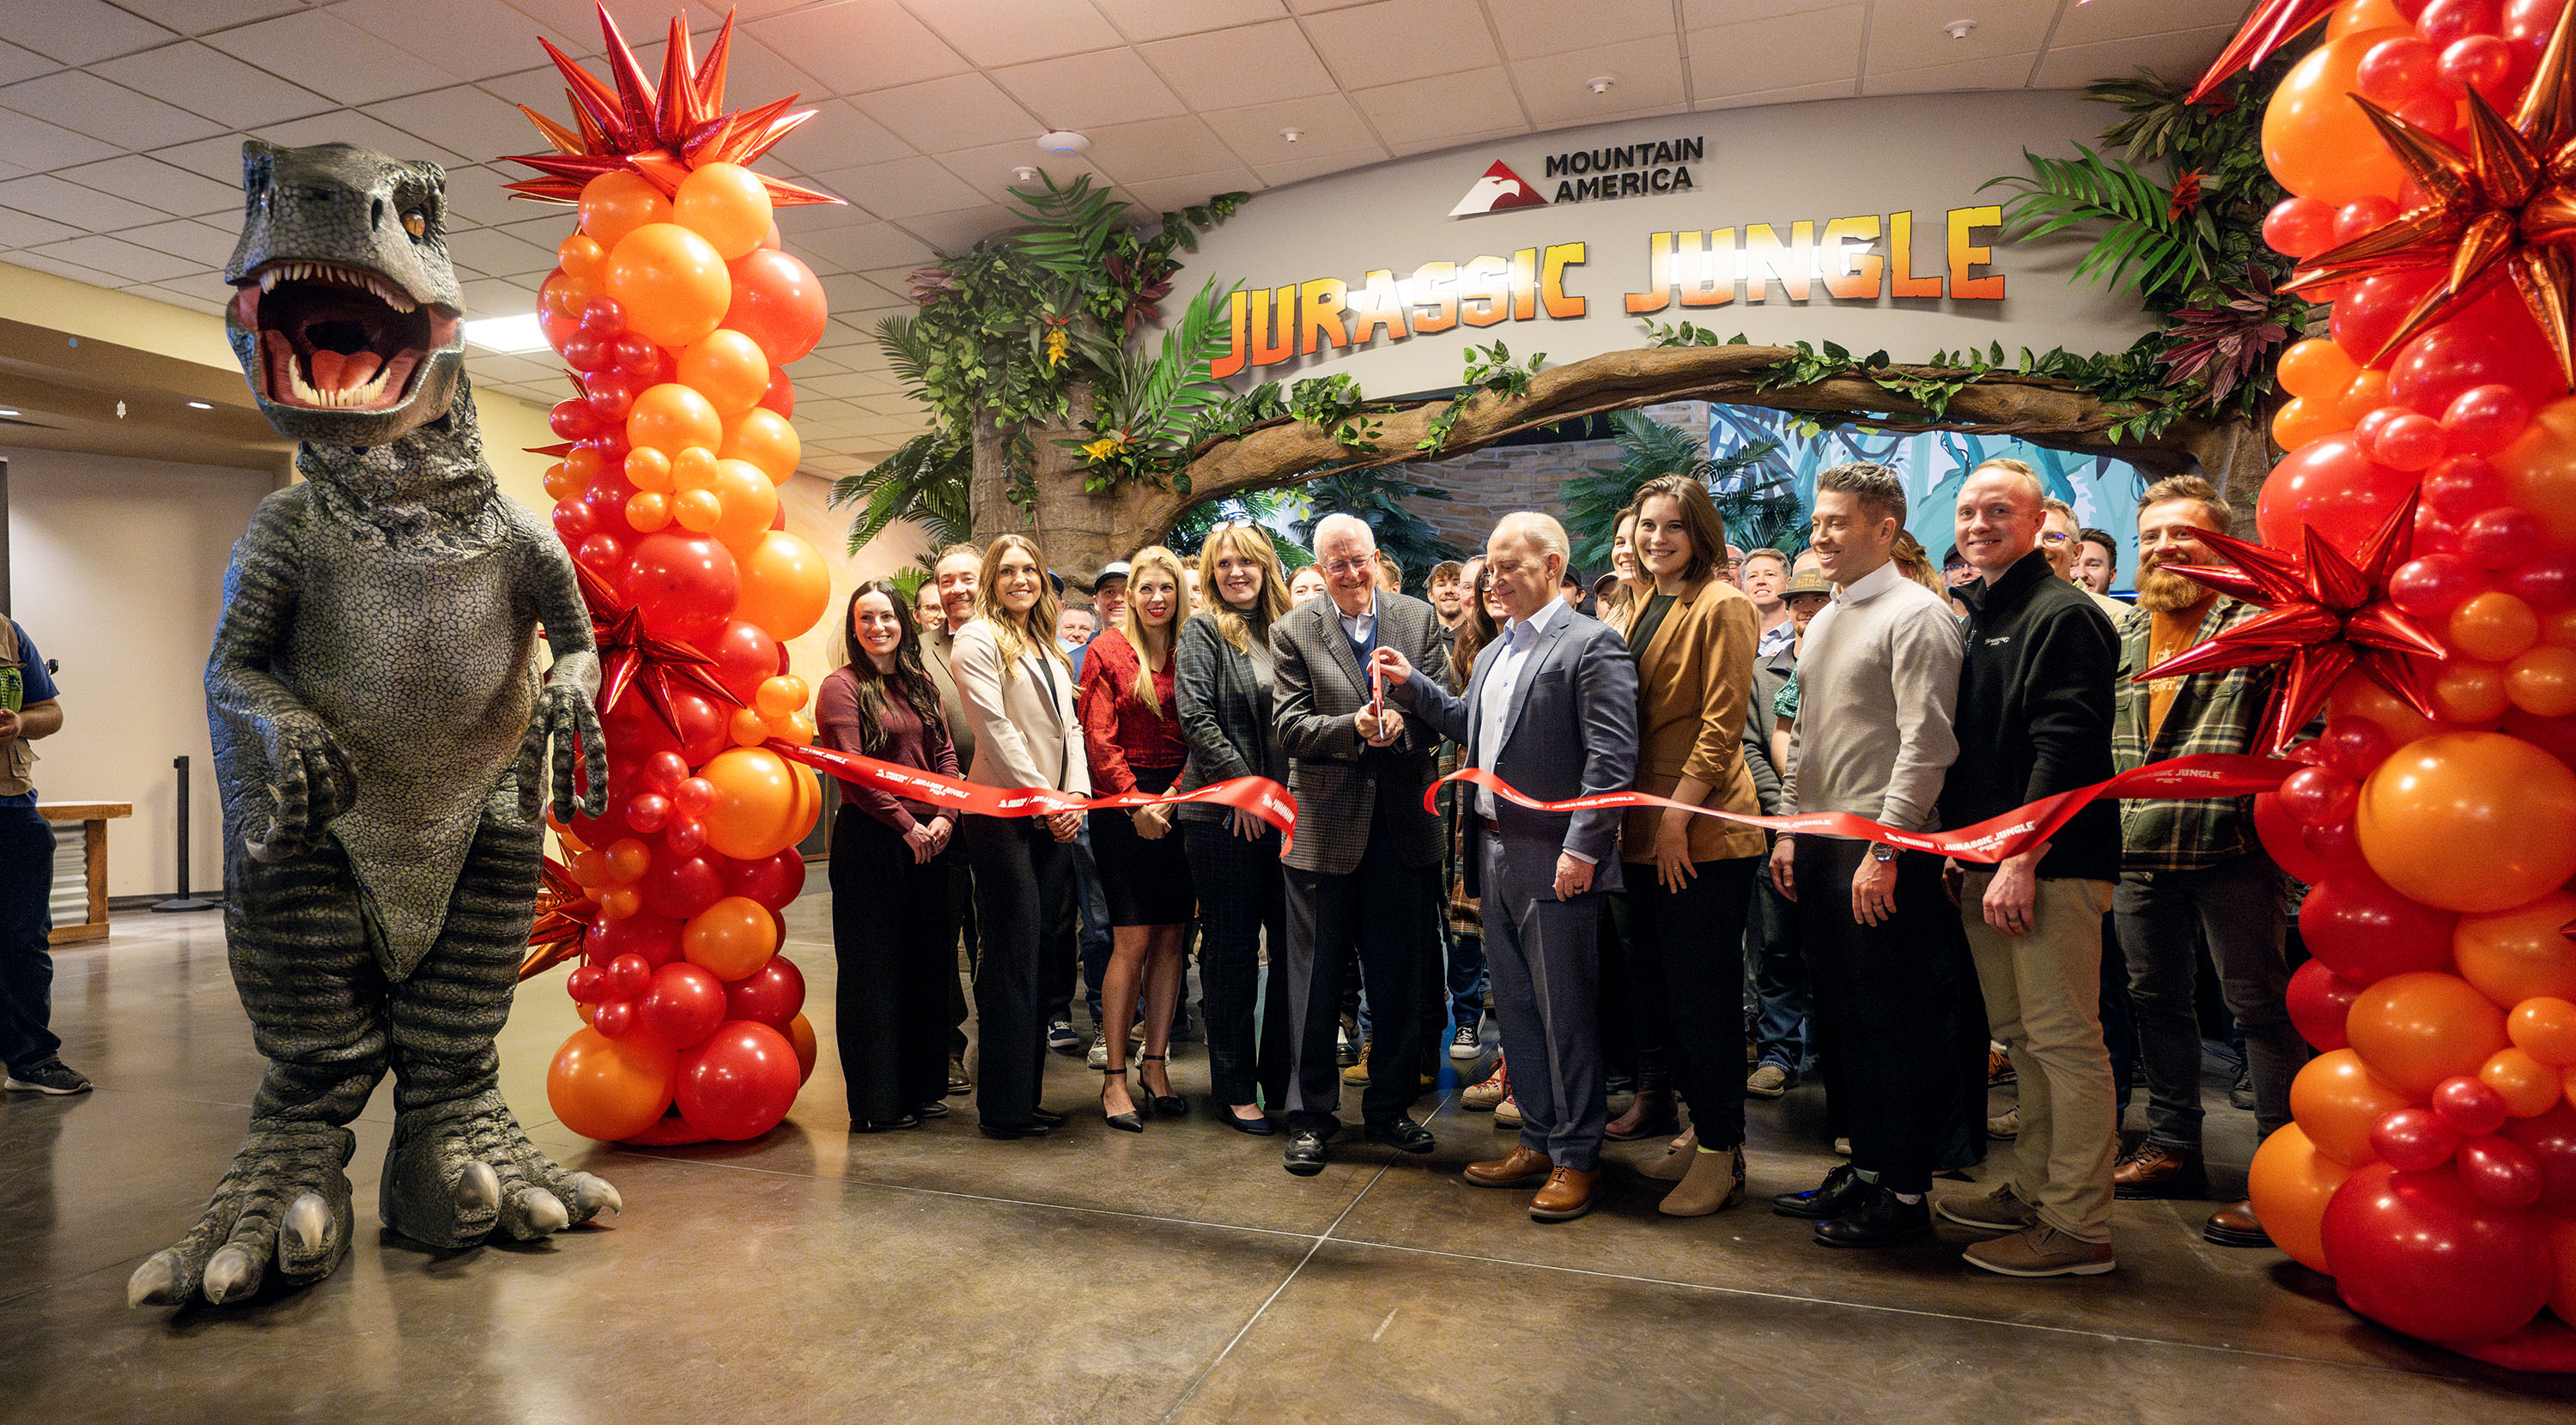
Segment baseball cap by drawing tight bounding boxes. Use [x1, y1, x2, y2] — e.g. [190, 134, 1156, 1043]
[1783, 570, 1832, 600]
[1095, 559, 1130, 585]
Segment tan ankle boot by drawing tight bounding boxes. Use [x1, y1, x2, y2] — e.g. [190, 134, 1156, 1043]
[1657, 1143, 1746, 1216]
[1637, 1127, 1698, 1181]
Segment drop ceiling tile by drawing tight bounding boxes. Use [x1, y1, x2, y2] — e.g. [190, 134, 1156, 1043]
[439, 165, 550, 227]
[205, 10, 466, 106]
[1865, 51, 2040, 95]
[848, 73, 1042, 154]
[0, 41, 60, 88]
[337, 0, 574, 83]
[1483, 0, 1678, 61]
[29, 233, 200, 282]
[2050, 0, 2254, 47]
[1285, 0, 1380, 12]
[254, 112, 466, 167]
[1384, 122, 1528, 159]
[3, 250, 121, 286]
[818, 274, 902, 314]
[0, 109, 118, 176]
[1865, 0, 2057, 74]
[1140, 21, 1337, 111]
[1078, 115, 1242, 185]
[1095, 0, 1291, 41]
[1686, 6, 1863, 96]
[1247, 151, 1385, 187]
[370, 85, 548, 166]
[0, 70, 226, 151]
[805, 156, 988, 220]
[899, 0, 1126, 69]
[1351, 69, 1528, 150]
[750, 1, 971, 95]
[990, 48, 1189, 130]
[115, 217, 244, 266]
[2031, 26, 2238, 91]
[1123, 167, 1264, 214]
[931, 138, 1111, 198]
[1512, 38, 1688, 128]
[1303, 0, 1499, 91]
[444, 224, 561, 277]
[472, 64, 582, 115]
[459, 275, 542, 317]
[1678, 0, 1851, 23]
[799, 372, 881, 400]
[55, 155, 244, 217]
[92, 42, 337, 130]
[466, 353, 562, 385]
[623, 29, 818, 112]
[1202, 93, 1382, 166]
[135, 281, 228, 315]
[761, 100, 917, 175]
[108, 1, 306, 33]
[895, 205, 1019, 254]
[6, 0, 179, 67]
[1694, 78, 1860, 112]
[0, 174, 166, 231]
[0, 207, 80, 249]
[793, 220, 936, 272]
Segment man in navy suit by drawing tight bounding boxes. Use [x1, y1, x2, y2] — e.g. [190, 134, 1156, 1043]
[1376, 512, 1637, 1222]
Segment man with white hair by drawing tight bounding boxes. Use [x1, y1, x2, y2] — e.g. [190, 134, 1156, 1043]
[1270, 513, 1452, 1175]
[1377, 512, 1637, 1221]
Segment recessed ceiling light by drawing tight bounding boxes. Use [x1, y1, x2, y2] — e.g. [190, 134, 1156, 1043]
[465, 312, 552, 353]
[186, 400, 212, 409]
[1036, 130, 1090, 156]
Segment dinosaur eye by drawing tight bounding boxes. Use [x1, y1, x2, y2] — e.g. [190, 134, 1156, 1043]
[402, 209, 426, 238]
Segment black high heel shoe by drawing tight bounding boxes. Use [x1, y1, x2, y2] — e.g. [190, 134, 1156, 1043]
[1139, 1053, 1188, 1119]
[1099, 1066, 1145, 1133]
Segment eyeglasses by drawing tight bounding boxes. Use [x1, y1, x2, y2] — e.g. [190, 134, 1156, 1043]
[1319, 557, 1374, 578]
[2038, 531, 2071, 545]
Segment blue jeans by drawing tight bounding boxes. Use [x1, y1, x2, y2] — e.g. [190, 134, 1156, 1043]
[2117, 851, 2302, 1149]
[1071, 823, 1113, 1025]
[0, 805, 60, 1070]
[1747, 873, 1810, 1074]
[1356, 929, 1486, 1046]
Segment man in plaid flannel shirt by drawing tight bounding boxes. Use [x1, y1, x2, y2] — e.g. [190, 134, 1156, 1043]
[2105, 476, 2305, 1251]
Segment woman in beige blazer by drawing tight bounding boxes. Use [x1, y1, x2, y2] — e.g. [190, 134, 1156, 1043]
[1618, 475, 1766, 1216]
[950, 533, 1090, 1139]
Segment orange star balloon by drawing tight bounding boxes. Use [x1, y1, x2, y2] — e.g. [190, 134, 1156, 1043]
[501, 3, 838, 208]
[519, 856, 600, 980]
[2136, 491, 2448, 755]
[2283, 5, 2576, 385]
[572, 559, 743, 746]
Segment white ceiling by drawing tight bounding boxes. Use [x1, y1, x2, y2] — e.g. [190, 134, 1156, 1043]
[0, 0, 2251, 476]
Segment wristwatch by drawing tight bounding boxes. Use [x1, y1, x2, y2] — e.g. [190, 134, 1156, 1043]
[1869, 842, 1899, 864]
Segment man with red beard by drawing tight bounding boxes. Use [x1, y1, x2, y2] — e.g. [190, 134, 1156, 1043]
[2105, 476, 2304, 1249]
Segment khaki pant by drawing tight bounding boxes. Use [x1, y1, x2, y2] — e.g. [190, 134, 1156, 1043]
[1960, 872, 2117, 1243]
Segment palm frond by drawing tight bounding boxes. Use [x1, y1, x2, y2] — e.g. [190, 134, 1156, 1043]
[832, 433, 972, 555]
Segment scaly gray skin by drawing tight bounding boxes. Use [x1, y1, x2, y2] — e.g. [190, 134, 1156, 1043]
[131, 142, 621, 1310]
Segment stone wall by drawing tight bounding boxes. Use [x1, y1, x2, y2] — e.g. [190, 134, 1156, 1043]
[1402, 401, 1709, 577]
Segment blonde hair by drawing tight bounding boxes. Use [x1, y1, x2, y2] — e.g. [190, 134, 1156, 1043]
[1890, 530, 1946, 598]
[1201, 520, 1291, 656]
[1120, 544, 1189, 714]
[972, 532, 1067, 682]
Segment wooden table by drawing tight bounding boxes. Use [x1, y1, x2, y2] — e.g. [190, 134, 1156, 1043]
[40, 801, 131, 946]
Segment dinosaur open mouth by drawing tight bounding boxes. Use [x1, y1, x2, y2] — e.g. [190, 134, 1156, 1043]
[231, 262, 458, 411]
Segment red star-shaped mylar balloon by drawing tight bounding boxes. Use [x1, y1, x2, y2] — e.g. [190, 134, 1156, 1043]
[519, 855, 599, 980]
[2186, 0, 2339, 104]
[501, 3, 840, 208]
[2136, 491, 2448, 755]
[2282, 6, 2576, 385]
[574, 559, 744, 744]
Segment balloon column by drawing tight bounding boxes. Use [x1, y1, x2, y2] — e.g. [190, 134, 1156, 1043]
[505, 5, 835, 1146]
[2198, 0, 2576, 1370]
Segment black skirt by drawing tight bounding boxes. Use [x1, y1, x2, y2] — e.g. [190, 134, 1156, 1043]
[1090, 762, 1196, 926]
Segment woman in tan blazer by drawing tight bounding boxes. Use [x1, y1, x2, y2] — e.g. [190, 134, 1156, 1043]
[1618, 475, 1765, 1216]
[950, 533, 1090, 1139]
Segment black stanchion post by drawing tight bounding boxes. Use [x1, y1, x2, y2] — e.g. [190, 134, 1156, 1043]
[153, 755, 216, 913]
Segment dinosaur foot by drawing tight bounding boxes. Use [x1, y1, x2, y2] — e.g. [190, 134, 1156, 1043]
[129, 1123, 357, 1308]
[380, 1090, 619, 1249]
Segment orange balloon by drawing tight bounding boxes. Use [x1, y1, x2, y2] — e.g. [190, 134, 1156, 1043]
[677, 329, 771, 415]
[2549, 608, 2576, 649]
[681, 894, 778, 981]
[727, 706, 769, 748]
[672, 445, 720, 491]
[543, 460, 581, 501]
[605, 221, 732, 348]
[674, 162, 775, 261]
[627, 490, 672, 532]
[2339, 365, 2393, 416]
[598, 887, 641, 920]
[2357, 731, 2576, 911]
[2329, 669, 2439, 747]
[2271, 396, 2346, 452]
[2455, 891, 2576, 1008]
[624, 446, 673, 493]
[580, 171, 671, 251]
[771, 707, 817, 746]
[2263, 28, 2411, 205]
[626, 382, 724, 458]
[604, 837, 650, 883]
[558, 232, 607, 281]
[2278, 337, 2362, 399]
[2498, 394, 2576, 545]
[674, 488, 723, 534]
[756, 674, 809, 720]
[734, 530, 831, 640]
[2511, 997, 2576, 1065]
[700, 746, 809, 859]
[2292, 1047, 2415, 1167]
[786, 1011, 817, 1084]
[2482, 1046, 2567, 1118]
[721, 407, 801, 483]
[2507, 646, 2576, 718]
[709, 458, 778, 550]
[568, 847, 608, 887]
[2451, 591, 2542, 664]
[2429, 658, 2509, 724]
[2247, 1123, 2352, 1273]
[540, 269, 598, 319]
[547, 1026, 677, 1141]
[2328, 0, 2408, 38]
[2345, 971, 2513, 1097]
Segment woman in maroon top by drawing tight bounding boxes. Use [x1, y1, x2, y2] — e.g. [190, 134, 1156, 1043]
[1074, 545, 1196, 1131]
[817, 579, 961, 1132]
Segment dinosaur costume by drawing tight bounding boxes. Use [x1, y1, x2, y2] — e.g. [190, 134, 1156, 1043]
[130, 142, 620, 1309]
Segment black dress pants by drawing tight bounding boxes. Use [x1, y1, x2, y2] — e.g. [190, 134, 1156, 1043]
[1183, 818, 1291, 1109]
[1284, 843, 1437, 1133]
[830, 807, 955, 1124]
[963, 814, 1074, 1130]
[1622, 855, 1759, 1149]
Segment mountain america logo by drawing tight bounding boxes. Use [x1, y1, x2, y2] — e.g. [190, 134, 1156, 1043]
[1448, 161, 1548, 217]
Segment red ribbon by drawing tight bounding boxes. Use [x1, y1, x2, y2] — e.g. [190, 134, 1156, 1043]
[767, 740, 1300, 852]
[1423, 755, 2291, 865]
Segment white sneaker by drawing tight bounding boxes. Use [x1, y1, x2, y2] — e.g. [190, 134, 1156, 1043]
[1086, 1032, 1109, 1070]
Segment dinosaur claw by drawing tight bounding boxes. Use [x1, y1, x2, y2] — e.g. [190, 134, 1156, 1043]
[517, 1188, 569, 1236]
[283, 1192, 330, 1254]
[203, 1245, 256, 1305]
[457, 1160, 501, 1212]
[127, 1252, 180, 1309]
[569, 1173, 621, 1217]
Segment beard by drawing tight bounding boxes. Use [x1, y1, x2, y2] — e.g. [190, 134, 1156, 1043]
[2134, 557, 2213, 613]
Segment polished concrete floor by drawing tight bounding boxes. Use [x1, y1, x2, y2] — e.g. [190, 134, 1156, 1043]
[5, 892, 2573, 1424]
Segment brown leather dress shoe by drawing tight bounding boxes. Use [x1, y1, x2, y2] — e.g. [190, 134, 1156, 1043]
[1531, 1166, 1599, 1222]
[2111, 1142, 2208, 1200]
[2204, 1198, 2272, 1248]
[1463, 1145, 1552, 1188]
[1605, 1070, 1679, 1142]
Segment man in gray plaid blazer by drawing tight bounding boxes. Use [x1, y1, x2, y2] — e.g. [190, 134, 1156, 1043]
[1270, 514, 1449, 1175]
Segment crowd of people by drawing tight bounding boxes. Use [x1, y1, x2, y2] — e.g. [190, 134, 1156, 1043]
[810, 456, 2302, 1280]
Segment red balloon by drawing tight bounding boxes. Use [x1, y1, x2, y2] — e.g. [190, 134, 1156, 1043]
[2458, 1134, 2548, 1208]
[758, 366, 794, 417]
[2500, 1101, 2576, 1216]
[2321, 1161, 2554, 1343]
[2442, 384, 2533, 454]
[591, 998, 638, 1039]
[2439, 33, 2519, 100]
[603, 951, 652, 999]
[2359, 34, 2441, 103]
[2317, 716, 2397, 779]
[550, 397, 599, 440]
[2333, 268, 2445, 364]
[2433, 1073, 2512, 1137]
[2460, 506, 2546, 568]
[2301, 868, 2460, 981]
[2390, 551, 2485, 620]
[580, 294, 627, 337]
[566, 963, 607, 1004]
[584, 368, 641, 424]
[705, 619, 785, 702]
[643, 750, 690, 793]
[723, 955, 805, 1029]
[2334, 195, 2402, 246]
[2257, 433, 2417, 552]
[722, 249, 829, 366]
[550, 497, 597, 548]
[665, 815, 708, 858]
[2415, 501, 2462, 556]
[2421, 0, 2506, 48]
[2500, 552, 2576, 610]
[561, 334, 611, 373]
[638, 961, 726, 1049]
[2280, 764, 2360, 826]
[626, 790, 672, 834]
[672, 776, 715, 816]
[2266, 195, 2338, 257]
[574, 531, 629, 578]
[641, 847, 726, 920]
[2303, 816, 2362, 864]
[723, 846, 807, 909]
[2372, 1105, 2464, 1172]
[2423, 453, 2507, 518]
[675, 1020, 802, 1140]
[584, 908, 683, 970]
[2502, 706, 2576, 769]
[2257, 790, 2351, 883]
[2289, 957, 2366, 1052]
[624, 531, 740, 644]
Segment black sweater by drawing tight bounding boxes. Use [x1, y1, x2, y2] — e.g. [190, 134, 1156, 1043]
[1938, 550, 2121, 882]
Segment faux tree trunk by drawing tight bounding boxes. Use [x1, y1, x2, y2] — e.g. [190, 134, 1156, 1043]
[965, 381, 1136, 591]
